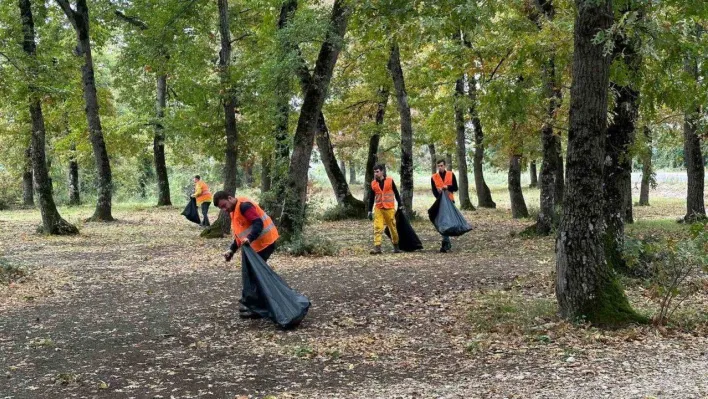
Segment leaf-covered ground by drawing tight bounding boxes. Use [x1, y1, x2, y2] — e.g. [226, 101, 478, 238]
[0, 186, 707, 398]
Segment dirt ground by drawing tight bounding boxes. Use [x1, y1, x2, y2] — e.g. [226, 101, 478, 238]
[0, 187, 707, 399]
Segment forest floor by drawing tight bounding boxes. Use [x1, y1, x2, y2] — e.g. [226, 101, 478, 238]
[0, 185, 707, 399]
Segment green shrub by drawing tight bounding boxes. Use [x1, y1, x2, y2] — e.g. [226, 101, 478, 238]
[0, 257, 26, 285]
[281, 234, 338, 257]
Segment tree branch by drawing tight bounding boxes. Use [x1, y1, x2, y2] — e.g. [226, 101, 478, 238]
[114, 10, 149, 30]
[55, 0, 78, 31]
[0, 52, 23, 72]
[486, 49, 513, 83]
[230, 32, 251, 44]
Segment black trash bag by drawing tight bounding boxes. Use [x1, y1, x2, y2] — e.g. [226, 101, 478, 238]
[427, 193, 473, 236]
[241, 245, 310, 329]
[181, 197, 201, 225]
[385, 209, 423, 251]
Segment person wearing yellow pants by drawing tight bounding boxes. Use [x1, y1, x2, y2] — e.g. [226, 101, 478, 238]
[367, 164, 403, 254]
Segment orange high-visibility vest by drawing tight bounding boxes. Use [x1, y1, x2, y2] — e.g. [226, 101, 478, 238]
[194, 180, 212, 205]
[230, 197, 279, 252]
[432, 171, 455, 201]
[371, 177, 396, 209]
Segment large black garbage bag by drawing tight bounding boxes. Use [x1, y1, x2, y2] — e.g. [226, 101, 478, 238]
[241, 246, 310, 329]
[385, 209, 423, 251]
[427, 193, 473, 236]
[181, 197, 201, 224]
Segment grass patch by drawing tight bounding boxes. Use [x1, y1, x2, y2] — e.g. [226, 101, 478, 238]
[281, 234, 338, 257]
[0, 257, 26, 285]
[469, 290, 558, 335]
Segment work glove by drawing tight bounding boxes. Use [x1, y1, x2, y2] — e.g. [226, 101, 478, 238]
[367, 212, 373, 221]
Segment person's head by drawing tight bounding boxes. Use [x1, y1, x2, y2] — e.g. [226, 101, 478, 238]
[373, 164, 386, 180]
[436, 159, 447, 173]
[213, 190, 237, 212]
[193, 175, 201, 184]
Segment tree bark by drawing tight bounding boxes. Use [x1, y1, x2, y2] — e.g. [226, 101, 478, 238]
[339, 159, 346, 180]
[683, 55, 706, 222]
[244, 161, 253, 187]
[154, 73, 171, 206]
[555, 154, 564, 207]
[445, 154, 453, 171]
[348, 161, 356, 184]
[638, 126, 652, 206]
[387, 42, 414, 215]
[555, 0, 640, 325]
[218, 0, 239, 194]
[22, 146, 34, 206]
[279, 0, 351, 239]
[68, 143, 81, 206]
[529, 161, 538, 188]
[56, 0, 113, 221]
[261, 153, 272, 193]
[508, 154, 528, 218]
[469, 76, 496, 208]
[315, 114, 366, 215]
[363, 88, 388, 207]
[21, 0, 77, 235]
[604, 83, 639, 271]
[454, 77, 475, 210]
[428, 143, 437, 173]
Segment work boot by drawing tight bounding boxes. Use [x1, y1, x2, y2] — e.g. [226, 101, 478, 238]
[393, 244, 401, 254]
[369, 245, 382, 255]
[238, 303, 261, 319]
[439, 242, 450, 253]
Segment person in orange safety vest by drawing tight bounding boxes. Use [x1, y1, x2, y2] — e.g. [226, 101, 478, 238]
[367, 164, 403, 255]
[431, 159, 459, 253]
[191, 175, 213, 227]
[213, 191, 279, 319]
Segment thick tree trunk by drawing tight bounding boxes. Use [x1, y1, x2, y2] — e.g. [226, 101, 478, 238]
[508, 154, 528, 218]
[218, 0, 239, 194]
[624, 174, 633, 224]
[638, 127, 652, 206]
[683, 106, 706, 221]
[445, 154, 453, 171]
[470, 78, 495, 208]
[316, 114, 366, 215]
[454, 77, 475, 210]
[21, 0, 77, 235]
[348, 161, 356, 184]
[529, 161, 538, 188]
[261, 154, 272, 193]
[279, 0, 351, 239]
[22, 146, 34, 206]
[388, 42, 414, 215]
[56, 0, 113, 221]
[555, 0, 640, 325]
[200, 209, 231, 238]
[363, 88, 388, 207]
[68, 143, 81, 206]
[428, 143, 437, 173]
[604, 83, 639, 271]
[154, 73, 171, 206]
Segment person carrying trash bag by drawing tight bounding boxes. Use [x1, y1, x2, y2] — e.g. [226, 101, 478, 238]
[367, 164, 403, 254]
[191, 175, 212, 227]
[384, 209, 424, 252]
[181, 197, 201, 225]
[430, 159, 464, 252]
[214, 191, 310, 328]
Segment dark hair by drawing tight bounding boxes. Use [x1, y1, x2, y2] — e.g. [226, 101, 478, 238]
[436, 159, 446, 165]
[212, 190, 231, 207]
[373, 164, 386, 172]
[194, 175, 201, 180]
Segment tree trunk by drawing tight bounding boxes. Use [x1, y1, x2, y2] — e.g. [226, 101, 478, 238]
[339, 159, 346, 180]
[154, 73, 171, 206]
[68, 143, 81, 206]
[445, 154, 453, 171]
[555, 0, 640, 325]
[428, 143, 437, 173]
[200, 209, 231, 238]
[22, 146, 34, 206]
[363, 88, 388, 207]
[683, 55, 706, 222]
[217, 0, 239, 194]
[244, 161, 253, 187]
[453, 78, 475, 210]
[388, 42, 414, 215]
[348, 161, 356, 184]
[261, 153, 272, 193]
[638, 127, 652, 206]
[604, 83, 639, 271]
[469, 76, 495, 208]
[315, 114, 366, 215]
[508, 154, 528, 218]
[279, 0, 351, 239]
[56, 0, 113, 221]
[21, 0, 77, 235]
[624, 172, 633, 224]
[529, 161, 538, 188]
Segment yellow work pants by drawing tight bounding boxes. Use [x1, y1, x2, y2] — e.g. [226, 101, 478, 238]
[373, 208, 398, 246]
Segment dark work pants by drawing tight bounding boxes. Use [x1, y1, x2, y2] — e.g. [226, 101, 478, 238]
[200, 202, 211, 226]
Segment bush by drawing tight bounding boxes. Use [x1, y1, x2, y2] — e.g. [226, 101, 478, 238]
[0, 257, 26, 285]
[319, 204, 365, 221]
[281, 234, 338, 257]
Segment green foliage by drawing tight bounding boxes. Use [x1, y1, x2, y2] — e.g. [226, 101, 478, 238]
[281, 233, 338, 257]
[468, 290, 558, 335]
[0, 256, 26, 285]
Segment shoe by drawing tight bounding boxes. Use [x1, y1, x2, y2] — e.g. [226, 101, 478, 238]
[238, 303, 261, 319]
[393, 244, 401, 254]
[439, 246, 448, 253]
[369, 245, 382, 255]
